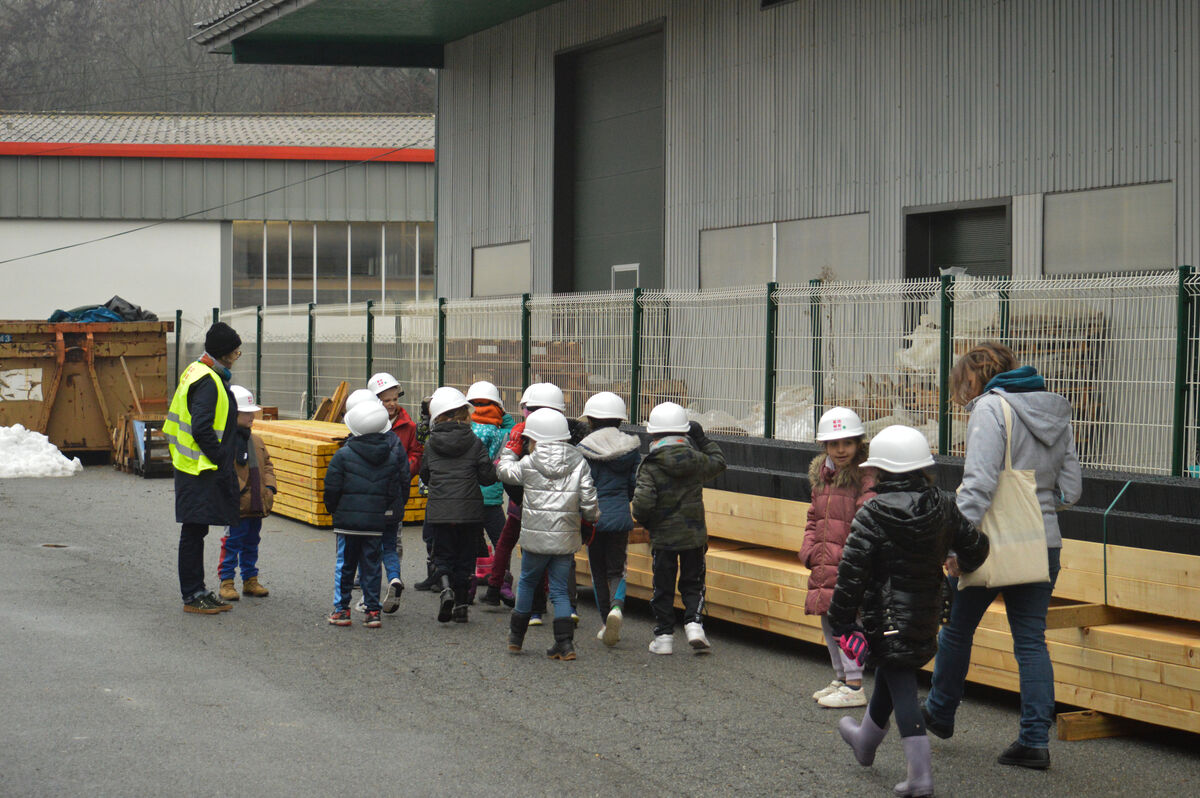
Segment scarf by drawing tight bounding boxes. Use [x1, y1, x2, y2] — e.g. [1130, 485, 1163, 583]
[471, 402, 505, 427]
[200, 352, 232, 381]
[985, 365, 1045, 393]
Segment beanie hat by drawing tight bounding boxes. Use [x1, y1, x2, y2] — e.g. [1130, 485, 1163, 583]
[205, 322, 242, 359]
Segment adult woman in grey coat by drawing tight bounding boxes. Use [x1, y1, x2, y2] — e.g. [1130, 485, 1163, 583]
[923, 342, 1082, 770]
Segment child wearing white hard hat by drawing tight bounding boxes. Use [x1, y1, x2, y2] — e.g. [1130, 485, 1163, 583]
[420, 387, 499, 625]
[216, 386, 277, 604]
[632, 402, 726, 656]
[803, 407, 877, 709]
[828, 425, 989, 798]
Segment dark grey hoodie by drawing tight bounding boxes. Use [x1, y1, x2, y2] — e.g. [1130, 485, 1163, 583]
[957, 388, 1083, 547]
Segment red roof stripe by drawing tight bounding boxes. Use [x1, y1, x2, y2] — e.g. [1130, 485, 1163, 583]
[0, 141, 434, 163]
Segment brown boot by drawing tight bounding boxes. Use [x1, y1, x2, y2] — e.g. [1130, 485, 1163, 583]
[218, 578, 239, 602]
[242, 576, 269, 597]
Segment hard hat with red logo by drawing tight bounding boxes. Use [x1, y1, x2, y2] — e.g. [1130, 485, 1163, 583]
[815, 407, 866, 441]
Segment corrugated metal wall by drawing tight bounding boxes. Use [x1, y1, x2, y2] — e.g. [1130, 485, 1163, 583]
[0, 157, 435, 223]
[436, 0, 1197, 296]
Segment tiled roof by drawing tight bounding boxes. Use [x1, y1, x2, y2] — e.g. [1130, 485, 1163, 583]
[0, 112, 434, 150]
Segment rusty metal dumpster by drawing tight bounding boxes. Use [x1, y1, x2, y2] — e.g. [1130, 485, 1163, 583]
[0, 321, 173, 455]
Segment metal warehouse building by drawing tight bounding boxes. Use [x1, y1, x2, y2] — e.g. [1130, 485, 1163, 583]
[0, 113, 436, 326]
[195, 0, 1197, 296]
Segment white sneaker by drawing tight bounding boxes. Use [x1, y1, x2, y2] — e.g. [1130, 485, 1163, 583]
[813, 679, 845, 701]
[648, 634, 674, 655]
[353, 599, 367, 614]
[818, 685, 867, 708]
[602, 606, 623, 647]
[381, 578, 403, 614]
[596, 625, 607, 641]
[684, 622, 711, 653]
[528, 614, 543, 627]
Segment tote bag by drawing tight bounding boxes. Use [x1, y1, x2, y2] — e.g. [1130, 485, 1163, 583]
[957, 396, 1050, 589]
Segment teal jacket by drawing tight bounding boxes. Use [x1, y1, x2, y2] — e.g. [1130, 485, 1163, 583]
[631, 435, 726, 551]
[472, 413, 517, 506]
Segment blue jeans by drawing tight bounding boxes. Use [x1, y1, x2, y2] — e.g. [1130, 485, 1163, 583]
[217, 518, 262, 581]
[380, 522, 402, 584]
[334, 534, 382, 612]
[515, 552, 573, 619]
[926, 547, 1061, 748]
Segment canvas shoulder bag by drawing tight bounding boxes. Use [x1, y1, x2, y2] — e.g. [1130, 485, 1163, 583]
[957, 396, 1050, 589]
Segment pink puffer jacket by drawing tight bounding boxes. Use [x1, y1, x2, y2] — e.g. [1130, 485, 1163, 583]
[799, 454, 876, 615]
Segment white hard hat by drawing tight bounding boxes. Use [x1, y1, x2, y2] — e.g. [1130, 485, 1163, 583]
[524, 408, 571, 442]
[345, 388, 381, 414]
[466, 380, 504, 410]
[368, 372, 402, 396]
[523, 382, 566, 412]
[815, 407, 866, 441]
[231, 385, 261, 413]
[429, 386, 470, 422]
[344, 401, 390, 436]
[861, 425, 935, 473]
[645, 401, 690, 434]
[582, 391, 627, 421]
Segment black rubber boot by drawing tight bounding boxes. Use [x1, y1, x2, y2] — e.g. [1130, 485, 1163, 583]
[508, 611, 531, 652]
[546, 617, 577, 661]
[452, 586, 470, 623]
[480, 583, 502, 607]
[413, 562, 438, 592]
[436, 576, 454, 623]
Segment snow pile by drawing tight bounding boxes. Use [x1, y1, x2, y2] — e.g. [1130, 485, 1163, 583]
[0, 424, 84, 478]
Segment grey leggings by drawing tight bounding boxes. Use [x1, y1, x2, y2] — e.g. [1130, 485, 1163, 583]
[867, 666, 925, 738]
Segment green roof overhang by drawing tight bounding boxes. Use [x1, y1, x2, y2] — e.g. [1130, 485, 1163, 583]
[192, 0, 566, 68]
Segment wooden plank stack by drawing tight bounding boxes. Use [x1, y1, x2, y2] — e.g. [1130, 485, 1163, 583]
[111, 412, 172, 478]
[575, 488, 1200, 734]
[252, 418, 426, 527]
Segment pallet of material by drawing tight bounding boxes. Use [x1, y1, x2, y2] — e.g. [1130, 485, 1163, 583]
[572, 487, 1200, 734]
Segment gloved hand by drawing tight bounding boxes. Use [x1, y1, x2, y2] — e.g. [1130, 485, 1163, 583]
[687, 420, 709, 448]
[837, 629, 869, 667]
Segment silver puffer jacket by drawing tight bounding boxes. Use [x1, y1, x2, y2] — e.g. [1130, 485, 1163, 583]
[497, 442, 600, 555]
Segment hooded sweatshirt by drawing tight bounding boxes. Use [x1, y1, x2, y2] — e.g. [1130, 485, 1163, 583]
[828, 472, 989, 669]
[323, 432, 403, 534]
[471, 408, 516, 507]
[496, 441, 599, 555]
[420, 421, 497, 525]
[957, 367, 1083, 548]
[577, 426, 642, 534]
[631, 435, 726, 551]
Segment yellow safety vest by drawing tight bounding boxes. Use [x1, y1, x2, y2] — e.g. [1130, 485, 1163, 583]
[163, 360, 230, 474]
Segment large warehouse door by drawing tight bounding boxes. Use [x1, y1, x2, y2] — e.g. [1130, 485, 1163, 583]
[554, 30, 664, 292]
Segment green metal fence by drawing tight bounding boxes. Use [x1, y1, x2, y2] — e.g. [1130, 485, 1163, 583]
[206, 271, 1197, 476]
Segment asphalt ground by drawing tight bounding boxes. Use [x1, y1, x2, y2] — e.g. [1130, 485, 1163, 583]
[1, 466, 1196, 797]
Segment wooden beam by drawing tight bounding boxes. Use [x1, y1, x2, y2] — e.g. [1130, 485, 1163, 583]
[1056, 710, 1140, 741]
[1044, 603, 1136, 629]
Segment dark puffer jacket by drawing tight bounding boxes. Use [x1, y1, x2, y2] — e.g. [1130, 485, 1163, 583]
[420, 421, 497, 525]
[324, 432, 403, 534]
[799, 455, 876, 615]
[577, 427, 641, 533]
[828, 472, 989, 669]
[631, 434, 726, 551]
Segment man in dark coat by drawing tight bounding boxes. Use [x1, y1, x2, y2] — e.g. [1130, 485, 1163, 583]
[166, 322, 242, 614]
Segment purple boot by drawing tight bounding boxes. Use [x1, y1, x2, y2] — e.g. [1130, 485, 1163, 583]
[894, 735, 934, 797]
[499, 572, 516, 607]
[839, 714, 889, 766]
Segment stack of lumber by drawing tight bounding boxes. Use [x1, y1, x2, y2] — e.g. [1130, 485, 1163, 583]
[253, 418, 427, 527]
[254, 419, 344, 526]
[110, 411, 172, 478]
[575, 488, 1200, 734]
[311, 381, 350, 423]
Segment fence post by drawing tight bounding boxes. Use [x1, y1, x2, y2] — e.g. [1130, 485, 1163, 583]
[938, 274, 956, 456]
[521, 293, 532, 390]
[1170, 265, 1194, 476]
[212, 307, 219, 326]
[998, 278, 1011, 345]
[365, 299, 375, 381]
[436, 297, 446, 387]
[764, 282, 779, 439]
[255, 305, 263, 397]
[173, 309, 182, 385]
[809, 279, 823, 436]
[630, 287, 643, 425]
[306, 303, 315, 418]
